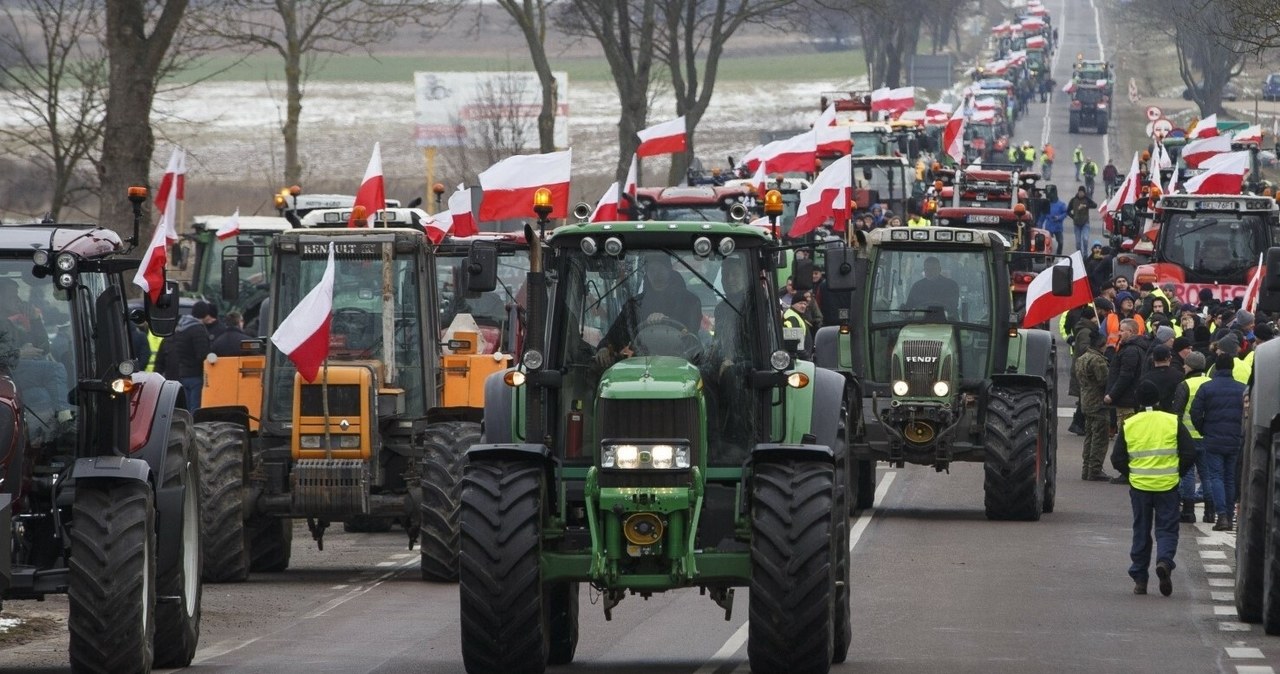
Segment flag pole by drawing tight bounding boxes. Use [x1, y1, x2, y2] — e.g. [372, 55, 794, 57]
[321, 358, 331, 461]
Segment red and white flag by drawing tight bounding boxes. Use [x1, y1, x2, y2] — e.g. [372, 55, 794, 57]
[1021, 251, 1092, 328]
[751, 160, 768, 199]
[1185, 151, 1250, 194]
[478, 149, 572, 221]
[1103, 152, 1142, 214]
[422, 210, 453, 245]
[349, 142, 385, 228]
[154, 147, 185, 232]
[1188, 113, 1219, 140]
[635, 116, 687, 157]
[270, 242, 336, 383]
[448, 186, 476, 237]
[1061, 80, 1076, 94]
[789, 155, 851, 238]
[133, 187, 176, 305]
[589, 181, 620, 222]
[815, 104, 851, 156]
[1020, 17, 1045, 31]
[1026, 35, 1047, 49]
[1233, 124, 1263, 146]
[992, 20, 1013, 35]
[870, 86, 914, 118]
[1243, 253, 1265, 314]
[215, 209, 241, 240]
[619, 154, 639, 220]
[1180, 135, 1233, 168]
[924, 103, 953, 125]
[942, 106, 966, 164]
[740, 129, 817, 174]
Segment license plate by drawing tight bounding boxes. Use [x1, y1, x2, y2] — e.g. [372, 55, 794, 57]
[969, 214, 1001, 224]
[1196, 200, 1238, 211]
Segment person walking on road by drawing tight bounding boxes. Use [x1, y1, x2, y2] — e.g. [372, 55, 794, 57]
[1073, 144, 1085, 180]
[1038, 188, 1068, 254]
[1103, 160, 1119, 198]
[1112, 380, 1197, 596]
[1170, 351, 1209, 523]
[1067, 186, 1098, 258]
[1076, 328, 1113, 480]
[1082, 157, 1100, 199]
[1190, 353, 1247, 530]
[1041, 142, 1055, 180]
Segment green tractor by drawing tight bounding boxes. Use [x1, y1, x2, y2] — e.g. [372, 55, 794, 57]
[817, 227, 1072, 520]
[457, 200, 855, 673]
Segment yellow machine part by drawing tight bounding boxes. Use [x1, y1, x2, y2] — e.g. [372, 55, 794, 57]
[202, 355, 265, 433]
[441, 330, 512, 409]
[292, 365, 372, 460]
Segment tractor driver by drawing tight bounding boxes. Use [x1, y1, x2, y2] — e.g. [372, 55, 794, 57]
[903, 255, 960, 320]
[594, 253, 702, 368]
[0, 276, 71, 441]
[1199, 239, 1234, 274]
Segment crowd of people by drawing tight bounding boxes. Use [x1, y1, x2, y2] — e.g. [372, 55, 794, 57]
[137, 300, 255, 411]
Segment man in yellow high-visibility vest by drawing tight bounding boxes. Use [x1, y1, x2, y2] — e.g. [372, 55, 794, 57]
[1112, 380, 1196, 596]
[1170, 351, 1209, 523]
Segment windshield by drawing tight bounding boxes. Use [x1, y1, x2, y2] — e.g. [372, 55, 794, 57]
[1158, 212, 1268, 282]
[437, 249, 529, 353]
[853, 162, 911, 210]
[866, 248, 993, 382]
[851, 132, 885, 157]
[268, 244, 427, 420]
[649, 204, 730, 222]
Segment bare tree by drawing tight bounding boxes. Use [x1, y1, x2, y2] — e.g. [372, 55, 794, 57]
[471, 72, 537, 162]
[100, 0, 189, 237]
[495, 0, 560, 153]
[191, 0, 456, 186]
[0, 0, 106, 220]
[1197, 0, 1280, 54]
[1117, 0, 1246, 116]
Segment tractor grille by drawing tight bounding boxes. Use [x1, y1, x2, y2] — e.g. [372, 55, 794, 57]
[902, 340, 943, 396]
[597, 397, 699, 488]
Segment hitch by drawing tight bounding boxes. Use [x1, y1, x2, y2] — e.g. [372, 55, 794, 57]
[602, 588, 624, 621]
[306, 517, 329, 551]
[708, 587, 734, 621]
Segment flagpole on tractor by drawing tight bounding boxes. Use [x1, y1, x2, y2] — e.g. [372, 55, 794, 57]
[322, 359, 331, 461]
[424, 147, 437, 214]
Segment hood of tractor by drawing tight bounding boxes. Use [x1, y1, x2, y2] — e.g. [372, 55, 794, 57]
[890, 324, 956, 400]
[599, 356, 703, 400]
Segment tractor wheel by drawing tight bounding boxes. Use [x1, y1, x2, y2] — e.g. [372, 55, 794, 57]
[748, 460, 835, 674]
[1042, 360, 1059, 514]
[459, 460, 548, 674]
[1068, 112, 1079, 134]
[983, 387, 1046, 521]
[1097, 114, 1109, 134]
[547, 582, 580, 665]
[68, 479, 156, 674]
[1237, 427, 1271, 622]
[195, 421, 250, 583]
[832, 457, 852, 664]
[247, 516, 292, 573]
[155, 412, 203, 667]
[343, 515, 394, 533]
[853, 460, 876, 512]
[420, 420, 480, 582]
[1262, 433, 1280, 634]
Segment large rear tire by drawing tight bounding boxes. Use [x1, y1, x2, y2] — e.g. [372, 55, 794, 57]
[459, 460, 548, 674]
[832, 457, 852, 664]
[984, 387, 1046, 521]
[248, 516, 292, 573]
[1236, 427, 1271, 622]
[195, 421, 249, 583]
[748, 460, 835, 674]
[1068, 112, 1079, 134]
[853, 460, 876, 511]
[155, 412, 203, 667]
[1262, 431, 1280, 634]
[68, 479, 156, 674]
[1043, 358, 1059, 514]
[420, 420, 480, 582]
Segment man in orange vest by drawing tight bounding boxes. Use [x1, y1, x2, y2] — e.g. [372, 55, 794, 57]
[1041, 143, 1055, 180]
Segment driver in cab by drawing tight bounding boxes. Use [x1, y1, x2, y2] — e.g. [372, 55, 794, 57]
[903, 255, 960, 320]
[594, 253, 702, 369]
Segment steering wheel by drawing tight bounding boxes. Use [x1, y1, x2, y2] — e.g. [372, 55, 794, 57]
[632, 316, 703, 361]
[332, 308, 377, 354]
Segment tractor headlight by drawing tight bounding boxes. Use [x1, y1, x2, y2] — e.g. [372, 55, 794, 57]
[602, 442, 690, 470]
[769, 349, 791, 371]
[892, 380, 910, 396]
[300, 435, 322, 449]
[522, 349, 544, 370]
[55, 252, 77, 273]
[338, 435, 360, 449]
[933, 381, 950, 397]
[32, 250, 49, 267]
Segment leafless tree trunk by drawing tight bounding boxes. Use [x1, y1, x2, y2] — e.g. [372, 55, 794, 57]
[497, 0, 560, 153]
[99, 0, 188, 239]
[0, 0, 106, 220]
[1117, 0, 1245, 116]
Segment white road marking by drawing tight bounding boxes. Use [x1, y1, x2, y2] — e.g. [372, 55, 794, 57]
[1085, 0, 1111, 165]
[1235, 667, 1276, 674]
[1227, 647, 1265, 659]
[390, 552, 414, 559]
[1219, 622, 1253, 632]
[850, 471, 898, 552]
[192, 637, 267, 665]
[1209, 578, 1235, 587]
[330, 584, 349, 590]
[1211, 591, 1235, 602]
[693, 621, 750, 674]
[1214, 605, 1239, 617]
[1204, 563, 1234, 574]
[1200, 549, 1228, 559]
[376, 561, 397, 567]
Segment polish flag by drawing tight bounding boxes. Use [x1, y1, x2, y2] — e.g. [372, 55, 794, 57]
[478, 149, 572, 221]
[448, 186, 477, 237]
[1185, 151, 1250, 194]
[1180, 135, 1234, 168]
[924, 103, 953, 125]
[815, 104, 851, 156]
[740, 130, 817, 174]
[348, 143, 385, 228]
[1150, 141, 1172, 171]
[1243, 253, 1264, 313]
[1026, 35, 1047, 49]
[1021, 251, 1092, 328]
[635, 116, 687, 157]
[270, 242, 335, 383]
[132, 186, 175, 304]
[789, 155, 851, 238]
[973, 97, 1000, 111]
[422, 210, 453, 245]
[871, 86, 914, 117]
[1233, 124, 1263, 146]
[942, 106, 966, 164]
[1061, 80, 1076, 94]
[1188, 113, 1219, 140]
[154, 147, 185, 236]
[751, 160, 768, 199]
[991, 20, 1012, 35]
[899, 110, 928, 123]
[215, 209, 242, 240]
[620, 154, 639, 220]
[1020, 17, 1045, 31]
[830, 187, 850, 232]
[1102, 152, 1142, 216]
[589, 182, 620, 222]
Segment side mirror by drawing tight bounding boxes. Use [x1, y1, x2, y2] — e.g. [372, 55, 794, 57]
[171, 241, 189, 271]
[792, 257, 814, 291]
[222, 258, 239, 302]
[824, 247, 859, 292]
[1259, 247, 1280, 312]
[464, 241, 498, 293]
[145, 280, 181, 337]
[1051, 262, 1074, 296]
[237, 242, 255, 268]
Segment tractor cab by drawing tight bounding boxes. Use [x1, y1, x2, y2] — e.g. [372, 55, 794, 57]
[273, 187, 401, 227]
[849, 156, 914, 219]
[634, 185, 753, 223]
[176, 214, 291, 333]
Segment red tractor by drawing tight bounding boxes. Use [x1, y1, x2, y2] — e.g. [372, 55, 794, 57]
[0, 190, 204, 672]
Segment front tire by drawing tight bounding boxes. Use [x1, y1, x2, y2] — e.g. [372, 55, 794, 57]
[748, 460, 835, 674]
[248, 516, 292, 573]
[459, 460, 548, 674]
[68, 479, 156, 674]
[195, 421, 249, 583]
[155, 412, 203, 667]
[984, 387, 1046, 521]
[1263, 430, 1280, 634]
[420, 421, 480, 582]
[547, 582, 580, 665]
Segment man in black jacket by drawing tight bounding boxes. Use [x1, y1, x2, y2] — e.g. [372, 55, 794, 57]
[1139, 345, 1184, 412]
[171, 301, 213, 410]
[1104, 319, 1146, 482]
[210, 311, 255, 356]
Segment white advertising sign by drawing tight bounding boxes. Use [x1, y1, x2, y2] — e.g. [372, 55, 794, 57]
[414, 71, 570, 149]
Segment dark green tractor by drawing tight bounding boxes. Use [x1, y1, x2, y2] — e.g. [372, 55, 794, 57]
[458, 207, 855, 673]
[817, 226, 1071, 520]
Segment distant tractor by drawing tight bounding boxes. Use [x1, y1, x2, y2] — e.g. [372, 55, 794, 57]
[173, 214, 291, 333]
[1068, 83, 1109, 134]
[0, 191, 203, 671]
[457, 192, 855, 673]
[816, 227, 1071, 520]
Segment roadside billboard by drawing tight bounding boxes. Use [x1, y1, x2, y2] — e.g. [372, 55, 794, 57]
[413, 71, 570, 149]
